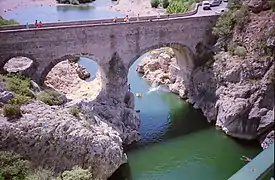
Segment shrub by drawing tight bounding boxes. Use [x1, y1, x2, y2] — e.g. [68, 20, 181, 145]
[212, 9, 235, 39]
[61, 166, 93, 180]
[37, 91, 63, 106]
[234, 6, 249, 30]
[27, 168, 60, 180]
[228, 0, 242, 9]
[162, 0, 169, 8]
[0, 151, 30, 180]
[3, 104, 22, 117]
[151, 0, 160, 8]
[9, 94, 30, 105]
[166, 0, 196, 14]
[0, 16, 19, 26]
[234, 46, 247, 57]
[0, 74, 31, 96]
[70, 105, 80, 117]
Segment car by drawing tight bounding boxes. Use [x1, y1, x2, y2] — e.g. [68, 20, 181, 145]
[202, 1, 211, 10]
[210, 0, 220, 7]
[223, 0, 228, 2]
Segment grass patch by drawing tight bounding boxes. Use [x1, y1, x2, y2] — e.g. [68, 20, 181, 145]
[37, 90, 63, 106]
[70, 105, 80, 117]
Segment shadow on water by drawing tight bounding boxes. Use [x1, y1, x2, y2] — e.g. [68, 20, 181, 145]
[56, 5, 95, 12]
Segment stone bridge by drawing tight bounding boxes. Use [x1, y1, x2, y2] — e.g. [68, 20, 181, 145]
[0, 14, 218, 101]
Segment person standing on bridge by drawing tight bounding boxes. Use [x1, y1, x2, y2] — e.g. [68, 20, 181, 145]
[25, 23, 29, 29]
[113, 17, 117, 23]
[35, 20, 38, 28]
[38, 21, 43, 28]
[157, 12, 160, 20]
[124, 15, 130, 23]
[137, 14, 140, 21]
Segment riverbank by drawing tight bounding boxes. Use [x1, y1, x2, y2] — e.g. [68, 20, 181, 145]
[0, 0, 165, 18]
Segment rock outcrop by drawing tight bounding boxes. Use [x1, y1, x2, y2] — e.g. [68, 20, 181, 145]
[0, 100, 126, 180]
[136, 48, 187, 98]
[137, 9, 274, 148]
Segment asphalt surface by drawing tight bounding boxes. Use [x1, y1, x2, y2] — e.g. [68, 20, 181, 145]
[193, 1, 228, 16]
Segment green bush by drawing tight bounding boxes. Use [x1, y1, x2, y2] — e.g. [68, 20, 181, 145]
[234, 6, 249, 30]
[162, 0, 169, 8]
[228, 0, 242, 9]
[212, 9, 235, 39]
[3, 104, 22, 117]
[0, 16, 19, 26]
[166, 0, 196, 13]
[70, 105, 80, 117]
[9, 94, 30, 106]
[234, 46, 247, 57]
[37, 91, 63, 106]
[0, 151, 30, 180]
[0, 74, 31, 96]
[61, 166, 93, 180]
[151, 0, 160, 8]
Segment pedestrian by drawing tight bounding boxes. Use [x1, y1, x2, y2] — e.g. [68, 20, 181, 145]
[167, 14, 170, 19]
[35, 20, 38, 28]
[137, 14, 140, 21]
[128, 84, 131, 92]
[124, 15, 129, 23]
[25, 23, 29, 29]
[113, 17, 117, 23]
[38, 21, 43, 28]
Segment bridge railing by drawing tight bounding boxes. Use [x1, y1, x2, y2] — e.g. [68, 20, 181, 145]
[0, 3, 202, 31]
[228, 143, 274, 180]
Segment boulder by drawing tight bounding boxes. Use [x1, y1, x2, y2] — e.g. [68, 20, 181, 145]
[0, 91, 14, 103]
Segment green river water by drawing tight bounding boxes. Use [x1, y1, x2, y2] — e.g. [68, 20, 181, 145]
[2, 3, 262, 180]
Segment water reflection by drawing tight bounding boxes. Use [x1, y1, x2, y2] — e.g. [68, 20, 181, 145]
[2, 4, 124, 24]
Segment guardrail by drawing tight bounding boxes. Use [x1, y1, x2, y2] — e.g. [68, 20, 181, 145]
[228, 143, 274, 180]
[0, 3, 202, 31]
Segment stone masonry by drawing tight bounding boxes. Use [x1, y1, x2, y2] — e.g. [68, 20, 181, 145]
[0, 15, 218, 102]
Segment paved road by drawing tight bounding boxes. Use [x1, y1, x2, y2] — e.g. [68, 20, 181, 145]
[194, 1, 228, 17]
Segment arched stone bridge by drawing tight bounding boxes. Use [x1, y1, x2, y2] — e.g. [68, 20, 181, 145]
[0, 14, 218, 101]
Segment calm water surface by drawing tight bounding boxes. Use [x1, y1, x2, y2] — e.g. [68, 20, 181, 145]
[2, 5, 262, 180]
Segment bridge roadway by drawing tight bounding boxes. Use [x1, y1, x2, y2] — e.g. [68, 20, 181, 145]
[0, 2, 227, 32]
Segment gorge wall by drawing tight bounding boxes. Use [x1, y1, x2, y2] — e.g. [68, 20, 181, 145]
[137, 2, 274, 148]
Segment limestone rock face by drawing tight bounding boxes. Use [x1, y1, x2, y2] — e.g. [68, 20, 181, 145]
[244, 0, 272, 13]
[4, 57, 34, 74]
[0, 100, 126, 180]
[136, 48, 187, 98]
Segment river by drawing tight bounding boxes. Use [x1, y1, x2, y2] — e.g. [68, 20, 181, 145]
[2, 4, 262, 180]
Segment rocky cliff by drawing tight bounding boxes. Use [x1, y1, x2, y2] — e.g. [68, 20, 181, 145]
[0, 58, 139, 179]
[137, 2, 274, 148]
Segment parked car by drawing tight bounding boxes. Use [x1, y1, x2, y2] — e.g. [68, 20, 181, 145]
[223, 0, 228, 2]
[210, 0, 221, 7]
[202, 1, 211, 10]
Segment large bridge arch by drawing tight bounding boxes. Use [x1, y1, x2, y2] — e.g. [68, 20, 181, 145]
[127, 43, 196, 88]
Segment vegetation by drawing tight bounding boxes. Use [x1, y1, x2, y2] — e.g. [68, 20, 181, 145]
[162, 0, 170, 9]
[3, 104, 22, 118]
[70, 105, 80, 117]
[151, 0, 160, 8]
[56, 0, 94, 5]
[0, 151, 30, 180]
[0, 151, 94, 180]
[37, 90, 63, 106]
[233, 45, 247, 57]
[61, 166, 93, 180]
[0, 74, 31, 106]
[166, 0, 200, 13]
[212, 3, 249, 39]
[0, 16, 19, 26]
